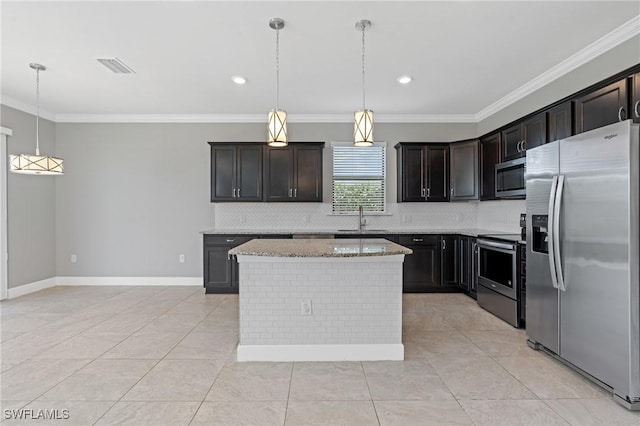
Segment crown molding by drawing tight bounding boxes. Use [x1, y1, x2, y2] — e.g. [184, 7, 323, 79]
[1, 96, 56, 121]
[52, 113, 478, 124]
[475, 15, 640, 122]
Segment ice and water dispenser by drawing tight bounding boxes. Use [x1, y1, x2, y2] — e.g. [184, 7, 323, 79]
[531, 215, 549, 254]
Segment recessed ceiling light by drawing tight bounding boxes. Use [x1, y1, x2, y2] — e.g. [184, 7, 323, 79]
[232, 76, 247, 85]
[397, 75, 412, 85]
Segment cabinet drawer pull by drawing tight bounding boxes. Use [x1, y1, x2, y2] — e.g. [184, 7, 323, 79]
[618, 106, 626, 122]
[412, 238, 423, 242]
[226, 239, 235, 243]
[634, 100, 640, 118]
[442, 239, 446, 250]
[421, 188, 426, 197]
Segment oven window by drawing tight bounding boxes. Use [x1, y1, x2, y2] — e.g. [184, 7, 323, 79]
[479, 248, 514, 288]
[497, 166, 525, 191]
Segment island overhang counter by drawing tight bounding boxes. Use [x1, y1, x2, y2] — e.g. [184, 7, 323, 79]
[229, 238, 412, 362]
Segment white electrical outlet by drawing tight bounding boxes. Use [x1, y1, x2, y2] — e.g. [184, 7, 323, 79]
[179, 254, 185, 263]
[301, 300, 312, 315]
[70, 254, 77, 263]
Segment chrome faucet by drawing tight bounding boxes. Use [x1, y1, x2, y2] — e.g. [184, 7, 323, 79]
[358, 205, 367, 231]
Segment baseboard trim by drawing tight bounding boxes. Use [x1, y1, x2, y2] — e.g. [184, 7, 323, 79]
[5, 276, 203, 298]
[236, 343, 404, 362]
[7, 277, 57, 299]
[56, 276, 202, 286]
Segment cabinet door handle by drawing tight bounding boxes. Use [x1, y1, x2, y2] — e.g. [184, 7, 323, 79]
[226, 239, 235, 243]
[293, 188, 297, 198]
[634, 100, 640, 118]
[442, 239, 446, 250]
[618, 106, 626, 122]
[450, 187, 454, 197]
[412, 238, 423, 242]
[522, 140, 526, 150]
[516, 141, 520, 152]
[232, 188, 237, 198]
[237, 188, 241, 197]
[427, 188, 431, 198]
[421, 188, 426, 197]
[289, 188, 293, 197]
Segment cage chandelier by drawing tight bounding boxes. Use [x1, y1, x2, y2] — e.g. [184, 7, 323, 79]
[354, 19, 373, 147]
[10, 63, 64, 175]
[267, 17, 288, 147]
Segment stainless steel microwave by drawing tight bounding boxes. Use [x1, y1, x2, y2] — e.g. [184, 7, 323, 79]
[495, 157, 526, 198]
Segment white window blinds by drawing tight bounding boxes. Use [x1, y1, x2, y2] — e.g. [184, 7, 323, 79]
[332, 143, 386, 213]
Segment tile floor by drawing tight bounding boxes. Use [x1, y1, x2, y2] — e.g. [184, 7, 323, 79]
[1, 285, 639, 425]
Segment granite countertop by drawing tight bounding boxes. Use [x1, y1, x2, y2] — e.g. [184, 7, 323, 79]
[229, 238, 413, 258]
[202, 228, 513, 238]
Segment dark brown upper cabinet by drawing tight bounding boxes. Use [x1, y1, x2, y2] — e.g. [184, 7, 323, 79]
[480, 133, 501, 201]
[209, 143, 263, 202]
[264, 143, 324, 202]
[396, 143, 449, 202]
[632, 72, 640, 124]
[574, 78, 628, 134]
[501, 124, 524, 161]
[522, 111, 547, 151]
[501, 111, 546, 161]
[450, 139, 479, 201]
[547, 101, 573, 143]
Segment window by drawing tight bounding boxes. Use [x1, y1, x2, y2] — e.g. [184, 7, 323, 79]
[332, 142, 386, 213]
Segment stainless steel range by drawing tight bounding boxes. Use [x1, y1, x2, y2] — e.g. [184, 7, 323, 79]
[476, 234, 522, 328]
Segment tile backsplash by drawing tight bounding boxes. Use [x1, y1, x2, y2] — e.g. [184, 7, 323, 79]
[213, 200, 525, 233]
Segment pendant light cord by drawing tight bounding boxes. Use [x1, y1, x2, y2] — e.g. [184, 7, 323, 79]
[361, 24, 366, 111]
[35, 66, 40, 156]
[275, 26, 280, 111]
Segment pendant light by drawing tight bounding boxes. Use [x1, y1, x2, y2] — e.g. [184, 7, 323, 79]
[267, 17, 287, 147]
[354, 19, 373, 147]
[9, 63, 64, 175]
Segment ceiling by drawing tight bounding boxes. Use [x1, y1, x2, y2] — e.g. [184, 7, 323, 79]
[1, 1, 639, 122]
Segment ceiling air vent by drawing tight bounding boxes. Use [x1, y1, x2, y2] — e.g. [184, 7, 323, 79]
[97, 58, 135, 74]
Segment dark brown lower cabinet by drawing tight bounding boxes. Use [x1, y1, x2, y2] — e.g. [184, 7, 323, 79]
[399, 235, 441, 293]
[457, 236, 471, 293]
[203, 235, 254, 294]
[441, 235, 458, 287]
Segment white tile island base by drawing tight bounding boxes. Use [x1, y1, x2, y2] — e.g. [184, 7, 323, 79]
[234, 243, 408, 362]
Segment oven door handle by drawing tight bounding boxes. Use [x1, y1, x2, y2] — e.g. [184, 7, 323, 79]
[477, 239, 516, 251]
[548, 175, 559, 289]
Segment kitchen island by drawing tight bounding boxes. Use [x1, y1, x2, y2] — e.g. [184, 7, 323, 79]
[229, 238, 412, 362]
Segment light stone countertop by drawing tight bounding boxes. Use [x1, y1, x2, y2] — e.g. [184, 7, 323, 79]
[228, 238, 413, 258]
[202, 228, 512, 238]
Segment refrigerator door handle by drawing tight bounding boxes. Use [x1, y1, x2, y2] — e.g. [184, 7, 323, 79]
[554, 175, 566, 291]
[548, 175, 559, 289]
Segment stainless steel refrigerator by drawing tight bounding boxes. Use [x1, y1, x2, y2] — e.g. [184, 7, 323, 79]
[525, 120, 639, 410]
